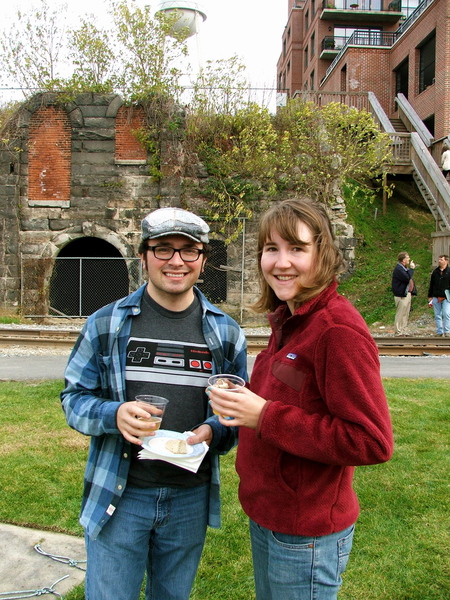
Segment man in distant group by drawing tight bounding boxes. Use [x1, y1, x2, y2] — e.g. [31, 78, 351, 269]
[427, 254, 450, 336]
[61, 207, 247, 600]
[391, 251, 415, 336]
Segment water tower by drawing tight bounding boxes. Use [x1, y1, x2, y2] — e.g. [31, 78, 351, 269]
[154, 1, 207, 40]
[155, 0, 206, 71]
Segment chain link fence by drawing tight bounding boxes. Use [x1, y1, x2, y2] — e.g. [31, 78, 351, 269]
[20, 222, 249, 322]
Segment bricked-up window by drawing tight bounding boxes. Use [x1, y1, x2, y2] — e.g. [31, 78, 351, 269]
[115, 105, 147, 162]
[28, 106, 71, 206]
[418, 32, 435, 94]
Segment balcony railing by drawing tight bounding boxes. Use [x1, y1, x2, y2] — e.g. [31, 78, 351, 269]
[321, 0, 400, 11]
[321, 36, 347, 52]
[323, 31, 397, 82]
[321, 0, 435, 85]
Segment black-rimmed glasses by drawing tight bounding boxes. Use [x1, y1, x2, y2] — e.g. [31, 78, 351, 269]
[146, 245, 204, 262]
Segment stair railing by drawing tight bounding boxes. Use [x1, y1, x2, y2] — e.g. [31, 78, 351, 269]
[395, 93, 434, 147]
[410, 132, 450, 231]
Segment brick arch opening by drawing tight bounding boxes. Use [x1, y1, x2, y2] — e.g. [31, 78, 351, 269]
[28, 105, 71, 206]
[49, 237, 130, 317]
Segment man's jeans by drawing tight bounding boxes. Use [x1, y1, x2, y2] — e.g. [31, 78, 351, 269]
[250, 519, 355, 600]
[85, 484, 209, 600]
[432, 297, 450, 334]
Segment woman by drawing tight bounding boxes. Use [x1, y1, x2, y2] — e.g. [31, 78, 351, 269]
[208, 199, 394, 600]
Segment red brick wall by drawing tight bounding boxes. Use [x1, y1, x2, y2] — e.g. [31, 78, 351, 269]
[28, 106, 71, 204]
[115, 105, 147, 161]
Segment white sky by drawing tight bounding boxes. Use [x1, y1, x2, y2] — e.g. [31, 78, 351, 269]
[1, 0, 288, 108]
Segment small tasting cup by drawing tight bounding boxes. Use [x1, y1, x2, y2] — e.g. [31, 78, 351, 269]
[207, 374, 245, 418]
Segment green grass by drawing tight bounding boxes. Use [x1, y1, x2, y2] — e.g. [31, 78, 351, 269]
[1, 379, 449, 599]
[339, 184, 435, 327]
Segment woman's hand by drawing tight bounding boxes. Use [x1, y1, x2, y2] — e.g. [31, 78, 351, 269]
[207, 385, 266, 429]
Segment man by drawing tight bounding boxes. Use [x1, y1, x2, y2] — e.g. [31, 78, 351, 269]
[61, 207, 247, 600]
[427, 254, 450, 337]
[391, 251, 415, 336]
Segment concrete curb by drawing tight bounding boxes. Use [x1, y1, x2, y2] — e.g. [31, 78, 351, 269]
[0, 523, 86, 596]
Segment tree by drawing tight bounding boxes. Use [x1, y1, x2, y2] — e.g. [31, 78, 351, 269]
[111, 0, 188, 103]
[0, 0, 68, 97]
[67, 20, 115, 93]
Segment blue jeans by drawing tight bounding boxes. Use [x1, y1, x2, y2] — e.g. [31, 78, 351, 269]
[432, 297, 450, 334]
[85, 484, 209, 600]
[250, 519, 355, 600]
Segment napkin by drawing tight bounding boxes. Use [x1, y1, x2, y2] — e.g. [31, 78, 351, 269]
[138, 431, 209, 473]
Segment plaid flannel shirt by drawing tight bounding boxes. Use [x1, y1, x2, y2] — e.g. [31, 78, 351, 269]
[61, 285, 247, 540]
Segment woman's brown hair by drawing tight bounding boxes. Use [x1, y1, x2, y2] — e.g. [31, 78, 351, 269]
[252, 199, 344, 313]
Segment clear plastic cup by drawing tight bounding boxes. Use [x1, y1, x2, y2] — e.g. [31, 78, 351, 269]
[135, 395, 169, 432]
[207, 374, 245, 418]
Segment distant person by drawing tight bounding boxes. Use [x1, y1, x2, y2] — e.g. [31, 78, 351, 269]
[61, 207, 247, 600]
[391, 251, 415, 336]
[441, 146, 450, 180]
[427, 254, 450, 337]
[208, 199, 394, 600]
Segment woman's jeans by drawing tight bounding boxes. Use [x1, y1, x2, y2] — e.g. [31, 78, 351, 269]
[250, 519, 355, 600]
[85, 484, 209, 600]
[432, 297, 450, 334]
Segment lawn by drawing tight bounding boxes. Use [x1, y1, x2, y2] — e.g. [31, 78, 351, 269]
[0, 379, 448, 599]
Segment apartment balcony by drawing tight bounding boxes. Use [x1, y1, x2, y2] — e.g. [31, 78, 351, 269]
[321, 0, 403, 23]
[320, 35, 347, 59]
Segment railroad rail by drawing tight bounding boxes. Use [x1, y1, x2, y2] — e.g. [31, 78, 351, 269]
[1, 328, 450, 356]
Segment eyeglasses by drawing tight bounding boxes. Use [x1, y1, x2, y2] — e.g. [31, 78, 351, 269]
[146, 245, 204, 262]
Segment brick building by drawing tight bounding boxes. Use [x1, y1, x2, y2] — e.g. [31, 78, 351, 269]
[277, 0, 446, 139]
[276, 0, 450, 261]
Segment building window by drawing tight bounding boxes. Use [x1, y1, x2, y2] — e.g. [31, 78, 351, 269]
[418, 32, 435, 93]
[283, 38, 287, 57]
[312, 0, 316, 15]
[311, 32, 315, 57]
[305, 46, 309, 69]
[340, 64, 347, 92]
[287, 61, 291, 74]
[305, 10, 309, 30]
[423, 115, 435, 137]
[401, 0, 420, 18]
[310, 70, 315, 90]
[394, 58, 409, 99]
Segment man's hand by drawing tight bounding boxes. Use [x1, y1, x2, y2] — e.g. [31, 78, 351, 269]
[116, 401, 161, 445]
[187, 424, 213, 446]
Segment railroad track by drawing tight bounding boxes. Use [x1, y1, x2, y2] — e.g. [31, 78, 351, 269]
[246, 335, 450, 356]
[1, 328, 450, 356]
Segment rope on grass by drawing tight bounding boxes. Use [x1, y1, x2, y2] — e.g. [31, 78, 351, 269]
[34, 544, 87, 571]
[0, 575, 69, 598]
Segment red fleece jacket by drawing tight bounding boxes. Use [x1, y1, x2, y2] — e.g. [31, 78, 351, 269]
[236, 282, 394, 536]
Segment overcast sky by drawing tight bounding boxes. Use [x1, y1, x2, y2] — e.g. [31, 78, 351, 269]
[1, 0, 288, 108]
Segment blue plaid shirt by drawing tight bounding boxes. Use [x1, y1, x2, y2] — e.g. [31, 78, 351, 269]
[61, 285, 248, 540]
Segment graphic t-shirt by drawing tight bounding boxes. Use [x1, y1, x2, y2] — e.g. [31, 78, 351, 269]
[125, 289, 213, 487]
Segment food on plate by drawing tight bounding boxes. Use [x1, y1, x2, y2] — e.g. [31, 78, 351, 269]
[165, 438, 188, 454]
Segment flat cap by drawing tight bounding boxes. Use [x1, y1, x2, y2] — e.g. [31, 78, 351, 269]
[141, 207, 209, 244]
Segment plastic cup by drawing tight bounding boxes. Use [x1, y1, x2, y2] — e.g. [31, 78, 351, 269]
[135, 395, 169, 432]
[207, 374, 245, 418]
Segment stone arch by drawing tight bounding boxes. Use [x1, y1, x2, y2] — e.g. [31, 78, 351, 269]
[49, 237, 132, 316]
